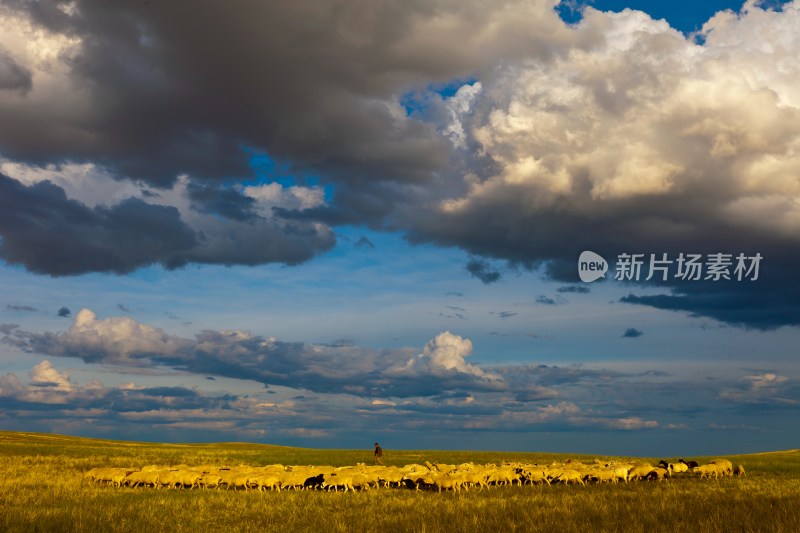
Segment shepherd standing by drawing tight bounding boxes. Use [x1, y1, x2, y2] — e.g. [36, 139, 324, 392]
[374, 442, 384, 465]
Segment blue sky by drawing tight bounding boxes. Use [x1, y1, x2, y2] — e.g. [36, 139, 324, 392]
[1, 0, 799, 456]
[561, 1, 792, 32]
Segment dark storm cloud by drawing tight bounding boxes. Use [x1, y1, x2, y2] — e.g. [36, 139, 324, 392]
[0, 174, 335, 274]
[619, 266, 800, 330]
[185, 182, 258, 222]
[0, 0, 565, 189]
[0, 0, 576, 276]
[276, 180, 428, 227]
[412, 188, 800, 329]
[57, 307, 71, 318]
[466, 258, 501, 284]
[622, 328, 643, 338]
[0, 49, 31, 93]
[0, 174, 196, 275]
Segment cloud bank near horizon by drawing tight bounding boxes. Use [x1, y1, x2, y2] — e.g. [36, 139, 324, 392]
[1, 309, 506, 398]
[1, 308, 797, 448]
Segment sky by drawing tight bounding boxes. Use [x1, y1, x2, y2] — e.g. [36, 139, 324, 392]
[1, 0, 799, 457]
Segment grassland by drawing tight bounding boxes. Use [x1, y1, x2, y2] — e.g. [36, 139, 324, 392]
[1, 431, 798, 532]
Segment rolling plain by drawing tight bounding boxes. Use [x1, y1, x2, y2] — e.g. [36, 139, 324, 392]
[1, 431, 798, 532]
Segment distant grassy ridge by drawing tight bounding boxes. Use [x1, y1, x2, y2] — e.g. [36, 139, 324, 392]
[2, 430, 798, 470]
[1, 430, 799, 532]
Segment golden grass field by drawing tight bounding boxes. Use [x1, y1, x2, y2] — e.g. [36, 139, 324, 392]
[1, 431, 799, 532]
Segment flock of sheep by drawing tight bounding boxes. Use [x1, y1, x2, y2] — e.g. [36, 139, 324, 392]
[84, 457, 745, 492]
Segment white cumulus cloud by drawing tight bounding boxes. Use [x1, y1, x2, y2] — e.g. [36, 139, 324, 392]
[29, 360, 74, 392]
[61, 308, 187, 365]
[434, 2, 800, 236]
[399, 330, 502, 381]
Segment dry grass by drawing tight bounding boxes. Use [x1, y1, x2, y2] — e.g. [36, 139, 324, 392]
[1, 431, 799, 532]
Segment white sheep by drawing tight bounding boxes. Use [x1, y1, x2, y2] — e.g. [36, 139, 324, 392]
[90, 468, 134, 487]
[198, 473, 222, 489]
[86, 456, 745, 493]
[324, 473, 359, 492]
[229, 473, 253, 491]
[627, 464, 654, 481]
[175, 470, 202, 489]
[586, 469, 617, 484]
[668, 462, 689, 475]
[521, 468, 550, 486]
[709, 458, 733, 477]
[486, 467, 517, 486]
[555, 469, 585, 485]
[377, 467, 405, 488]
[692, 464, 720, 479]
[157, 470, 181, 489]
[431, 472, 461, 492]
[252, 474, 282, 492]
[124, 470, 161, 489]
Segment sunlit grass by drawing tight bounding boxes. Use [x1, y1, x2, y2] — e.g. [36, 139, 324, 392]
[1, 431, 798, 532]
